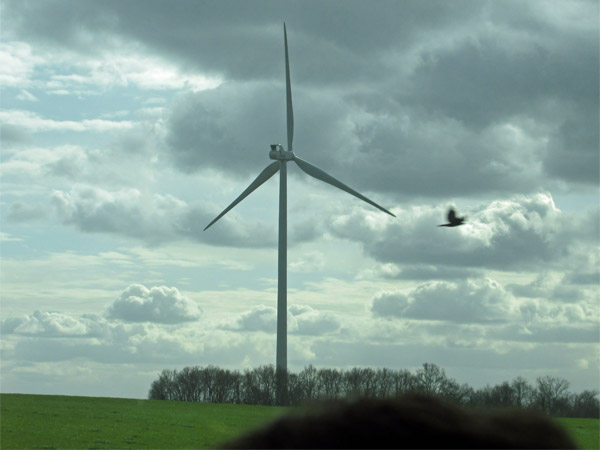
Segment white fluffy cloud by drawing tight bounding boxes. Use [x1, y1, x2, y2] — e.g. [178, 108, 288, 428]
[288, 304, 341, 336]
[50, 184, 278, 247]
[0, 42, 41, 87]
[1, 307, 259, 367]
[0, 110, 134, 132]
[225, 304, 276, 333]
[369, 276, 598, 346]
[1, 145, 91, 182]
[106, 284, 202, 324]
[329, 193, 597, 272]
[371, 278, 518, 324]
[1, 311, 107, 338]
[224, 303, 340, 336]
[0, 38, 222, 96]
[45, 54, 222, 94]
[52, 186, 181, 242]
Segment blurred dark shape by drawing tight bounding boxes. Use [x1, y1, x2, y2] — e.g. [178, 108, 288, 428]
[222, 394, 576, 449]
[438, 207, 466, 227]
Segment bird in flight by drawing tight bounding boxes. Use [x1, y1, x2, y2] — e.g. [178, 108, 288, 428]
[438, 207, 466, 227]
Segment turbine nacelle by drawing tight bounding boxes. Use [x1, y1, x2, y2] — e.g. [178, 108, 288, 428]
[269, 144, 295, 161]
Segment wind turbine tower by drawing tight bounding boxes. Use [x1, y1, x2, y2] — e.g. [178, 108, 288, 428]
[204, 23, 395, 405]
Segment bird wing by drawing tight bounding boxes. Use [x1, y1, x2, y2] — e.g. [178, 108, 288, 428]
[447, 208, 457, 222]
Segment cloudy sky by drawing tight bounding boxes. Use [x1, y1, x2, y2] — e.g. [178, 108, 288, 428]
[1, 0, 598, 399]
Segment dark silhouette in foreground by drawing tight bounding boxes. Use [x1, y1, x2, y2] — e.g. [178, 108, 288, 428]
[222, 394, 576, 449]
[438, 207, 466, 227]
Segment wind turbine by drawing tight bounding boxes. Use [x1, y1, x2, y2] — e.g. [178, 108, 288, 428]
[204, 23, 395, 404]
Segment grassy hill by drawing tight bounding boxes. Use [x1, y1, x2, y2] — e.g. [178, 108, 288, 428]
[0, 394, 286, 449]
[558, 417, 600, 450]
[1, 393, 597, 449]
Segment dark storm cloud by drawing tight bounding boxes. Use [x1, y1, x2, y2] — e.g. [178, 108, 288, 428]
[543, 110, 600, 183]
[5, 0, 598, 194]
[1, 0, 467, 83]
[166, 83, 287, 175]
[156, 0, 597, 195]
[406, 21, 598, 127]
[166, 80, 548, 196]
[564, 271, 600, 286]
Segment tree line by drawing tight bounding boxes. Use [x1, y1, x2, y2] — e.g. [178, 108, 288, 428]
[148, 363, 599, 418]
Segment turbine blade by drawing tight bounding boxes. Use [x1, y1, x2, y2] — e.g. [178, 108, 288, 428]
[284, 23, 294, 152]
[293, 157, 395, 217]
[204, 161, 280, 231]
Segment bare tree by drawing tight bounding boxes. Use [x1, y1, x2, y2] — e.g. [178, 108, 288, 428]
[256, 365, 276, 406]
[176, 367, 203, 402]
[317, 368, 343, 400]
[200, 366, 219, 402]
[361, 368, 378, 398]
[299, 365, 319, 400]
[213, 368, 238, 404]
[535, 376, 570, 415]
[375, 368, 394, 398]
[440, 379, 472, 405]
[343, 368, 364, 397]
[148, 369, 177, 400]
[511, 376, 533, 408]
[572, 390, 599, 418]
[148, 363, 598, 418]
[287, 372, 305, 405]
[491, 381, 516, 407]
[229, 370, 243, 404]
[391, 369, 416, 396]
[415, 363, 448, 397]
[242, 368, 259, 405]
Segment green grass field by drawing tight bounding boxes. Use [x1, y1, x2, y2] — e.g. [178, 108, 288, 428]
[1, 394, 598, 449]
[0, 394, 286, 449]
[558, 418, 600, 450]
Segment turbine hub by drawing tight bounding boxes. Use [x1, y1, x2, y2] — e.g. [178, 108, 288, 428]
[269, 144, 295, 161]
